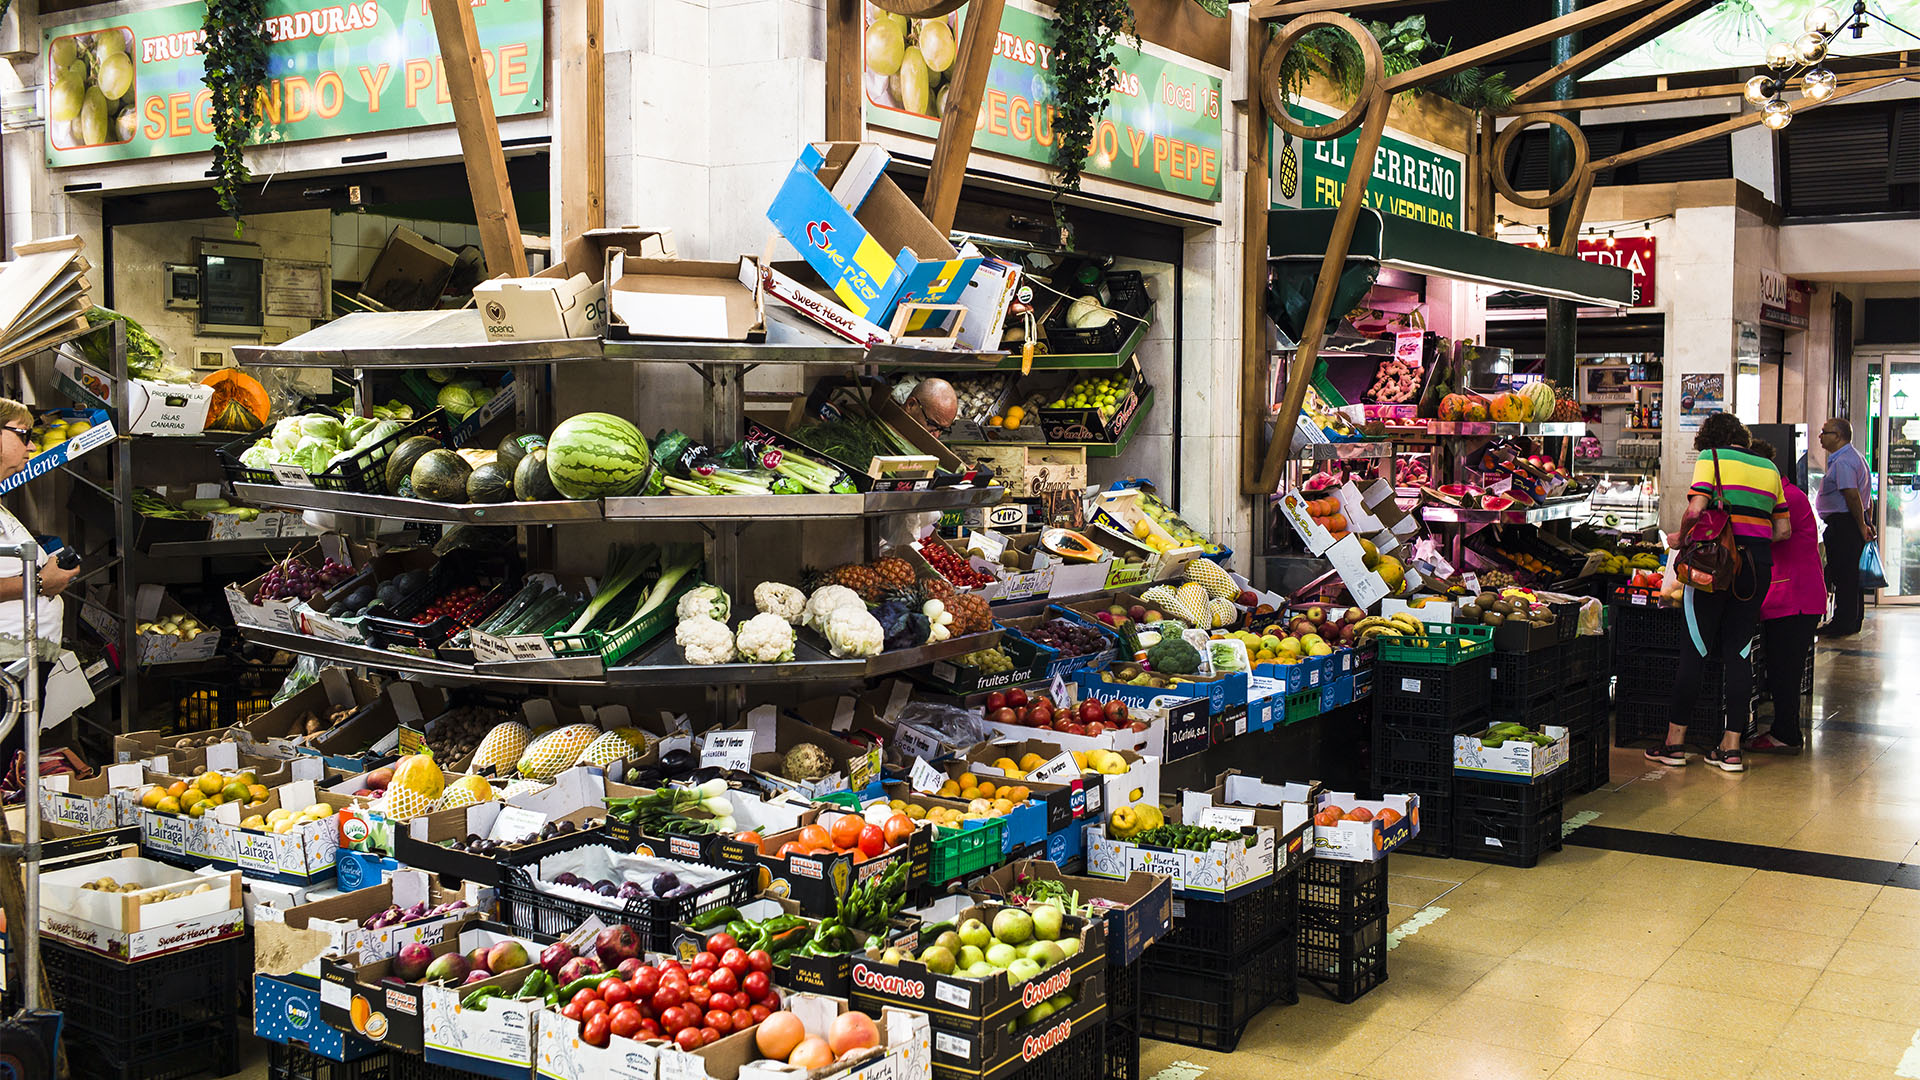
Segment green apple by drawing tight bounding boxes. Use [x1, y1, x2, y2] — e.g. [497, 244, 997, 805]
[1028, 903, 1063, 942]
[1007, 958, 1042, 985]
[958, 918, 991, 949]
[966, 960, 998, 978]
[920, 945, 956, 975]
[985, 942, 1018, 968]
[935, 930, 961, 955]
[1025, 940, 1067, 968]
[1057, 938, 1081, 958]
[1023, 1001, 1056, 1027]
[959, 944, 985, 969]
[991, 909, 1033, 946]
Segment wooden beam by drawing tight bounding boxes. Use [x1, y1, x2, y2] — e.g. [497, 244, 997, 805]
[1384, 0, 1679, 95]
[1241, 25, 1272, 495]
[557, 0, 606, 246]
[826, 0, 864, 141]
[1505, 66, 1919, 114]
[1510, 0, 1709, 102]
[1247, 0, 1408, 21]
[1257, 91, 1392, 496]
[922, 0, 1006, 233]
[426, 0, 528, 277]
[1592, 76, 1905, 172]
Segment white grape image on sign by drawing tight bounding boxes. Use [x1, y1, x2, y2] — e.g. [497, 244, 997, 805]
[49, 27, 138, 149]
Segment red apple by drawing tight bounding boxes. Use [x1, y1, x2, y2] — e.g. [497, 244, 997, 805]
[1006, 688, 1028, 709]
[988, 707, 1017, 726]
[1239, 590, 1258, 607]
[1029, 706, 1051, 727]
[1079, 700, 1106, 725]
[985, 691, 1007, 712]
[1127, 720, 1150, 732]
[1065, 723, 1088, 735]
[1104, 700, 1129, 724]
[1085, 722, 1107, 735]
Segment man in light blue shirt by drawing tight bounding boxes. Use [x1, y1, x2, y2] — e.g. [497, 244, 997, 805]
[1816, 417, 1874, 636]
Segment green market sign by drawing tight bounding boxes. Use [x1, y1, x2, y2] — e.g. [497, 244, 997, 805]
[45, 0, 545, 168]
[861, 2, 1224, 202]
[1270, 98, 1464, 230]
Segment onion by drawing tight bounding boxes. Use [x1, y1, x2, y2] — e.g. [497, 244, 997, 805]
[908, 377, 959, 430]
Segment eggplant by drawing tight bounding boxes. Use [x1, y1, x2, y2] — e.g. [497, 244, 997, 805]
[661, 748, 694, 772]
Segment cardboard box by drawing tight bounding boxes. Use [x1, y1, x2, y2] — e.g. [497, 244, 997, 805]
[1038, 366, 1149, 445]
[474, 272, 607, 341]
[600, 780, 762, 871]
[962, 739, 1127, 823]
[767, 143, 980, 329]
[321, 922, 544, 1054]
[1310, 790, 1419, 863]
[55, 354, 212, 436]
[39, 762, 145, 831]
[971, 860, 1172, 967]
[395, 768, 610, 886]
[1085, 802, 1283, 900]
[419, 924, 553, 1074]
[1178, 772, 1319, 879]
[0, 407, 115, 495]
[1454, 725, 1571, 782]
[917, 632, 1051, 696]
[2, 807, 138, 863]
[208, 779, 356, 883]
[39, 855, 243, 960]
[254, 972, 387, 1062]
[361, 226, 456, 309]
[606, 253, 764, 342]
[1085, 489, 1201, 583]
[238, 667, 382, 760]
[252, 869, 487, 980]
[756, 804, 926, 916]
[951, 252, 1021, 353]
[738, 713, 882, 802]
[303, 680, 446, 772]
[1070, 673, 1212, 761]
[947, 445, 1088, 503]
[761, 260, 920, 350]
[83, 584, 221, 665]
[226, 544, 338, 632]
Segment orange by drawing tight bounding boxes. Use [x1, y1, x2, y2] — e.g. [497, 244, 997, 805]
[1376, 808, 1402, 827]
[797, 823, 830, 851]
[977, 781, 996, 799]
[829, 814, 863, 850]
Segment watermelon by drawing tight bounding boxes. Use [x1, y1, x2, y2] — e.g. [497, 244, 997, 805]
[514, 448, 560, 502]
[545, 413, 651, 499]
[412, 449, 472, 502]
[467, 461, 514, 503]
[496, 431, 546, 474]
[387, 436, 441, 495]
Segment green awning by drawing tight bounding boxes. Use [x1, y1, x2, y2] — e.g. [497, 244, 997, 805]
[1268, 209, 1635, 308]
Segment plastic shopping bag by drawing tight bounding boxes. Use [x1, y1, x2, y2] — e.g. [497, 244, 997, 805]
[1861, 541, 1889, 591]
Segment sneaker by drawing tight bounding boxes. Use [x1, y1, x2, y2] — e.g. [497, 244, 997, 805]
[1705, 747, 1745, 772]
[1746, 734, 1802, 755]
[1644, 744, 1687, 766]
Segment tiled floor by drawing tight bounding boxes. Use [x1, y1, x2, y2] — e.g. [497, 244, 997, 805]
[1142, 605, 1920, 1080]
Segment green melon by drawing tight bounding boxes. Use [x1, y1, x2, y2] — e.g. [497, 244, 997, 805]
[545, 413, 651, 499]
[386, 436, 442, 495]
[496, 431, 546, 474]
[411, 449, 472, 502]
[513, 448, 560, 502]
[467, 461, 514, 503]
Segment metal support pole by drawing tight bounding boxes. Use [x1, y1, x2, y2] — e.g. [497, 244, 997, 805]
[1544, 0, 1581, 386]
[19, 541, 40, 1010]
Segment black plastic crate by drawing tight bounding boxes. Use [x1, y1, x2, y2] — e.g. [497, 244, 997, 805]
[1548, 601, 1581, 641]
[44, 934, 242, 1080]
[1046, 271, 1150, 354]
[1455, 770, 1568, 817]
[1297, 853, 1389, 920]
[1104, 1015, 1139, 1080]
[1489, 691, 1560, 727]
[1566, 636, 1603, 681]
[1610, 600, 1687, 654]
[1139, 933, 1293, 1051]
[1488, 645, 1565, 700]
[997, 1015, 1106, 1080]
[1297, 905, 1387, 1004]
[495, 831, 755, 949]
[1372, 720, 1460, 772]
[389, 1056, 478, 1080]
[1455, 799, 1564, 868]
[269, 1044, 396, 1080]
[1383, 779, 1452, 858]
[1375, 654, 1492, 726]
[171, 663, 293, 733]
[218, 411, 449, 494]
[1161, 876, 1289, 956]
[1616, 694, 1757, 748]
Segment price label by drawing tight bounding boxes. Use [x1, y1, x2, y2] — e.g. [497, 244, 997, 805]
[1050, 672, 1072, 707]
[1630, 593, 1647, 606]
[270, 463, 315, 488]
[891, 722, 942, 762]
[1400, 677, 1422, 693]
[489, 805, 547, 842]
[507, 635, 555, 661]
[470, 632, 515, 664]
[701, 730, 755, 771]
[831, 697, 857, 733]
[1196, 805, 1256, 829]
[1028, 752, 1079, 785]
[909, 756, 946, 794]
[1462, 572, 1481, 593]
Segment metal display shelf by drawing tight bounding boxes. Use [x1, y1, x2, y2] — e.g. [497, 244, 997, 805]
[141, 536, 309, 559]
[1295, 442, 1395, 461]
[1420, 421, 1588, 437]
[233, 310, 602, 368]
[1421, 494, 1593, 525]
[1083, 388, 1155, 459]
[979, 316, 1150, 372]
[236, 624, 1004, 686]
[234, 484, 1004, 523]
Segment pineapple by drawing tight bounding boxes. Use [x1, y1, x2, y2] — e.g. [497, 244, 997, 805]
[947, 592, 991, 635]
[1184, 558, 1238, 600]
[872, 557, 916, 591]
[471, 721, 531, 774]
[515, 723, 600, 780]
[831, 562, 884, 602]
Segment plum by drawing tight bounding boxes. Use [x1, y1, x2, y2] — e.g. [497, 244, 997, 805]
[651, 871, 681, 897]
[595, 881, 618, 897]
[616, 881, 646, 900]
[554, 872, 583, 888]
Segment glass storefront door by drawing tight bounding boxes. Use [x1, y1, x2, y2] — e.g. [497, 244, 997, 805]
[1870, 356, 1920, 596]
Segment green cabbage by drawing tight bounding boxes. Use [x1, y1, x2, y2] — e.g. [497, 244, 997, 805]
[240, 442, 275, 470]
[356, 419, 403, 448]
[292, 435, 333, 474]
[299, 416, 345, 446]
[437, 382, 483, 419]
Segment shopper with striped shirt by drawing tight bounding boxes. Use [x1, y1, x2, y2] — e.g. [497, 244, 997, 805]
[1647, 413, 1790, 774]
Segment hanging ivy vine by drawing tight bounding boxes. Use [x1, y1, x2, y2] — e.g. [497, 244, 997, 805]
[201, 0, 272, 231]
[1275, 16, 1516, 112]
[1045, 0, 1138, 205]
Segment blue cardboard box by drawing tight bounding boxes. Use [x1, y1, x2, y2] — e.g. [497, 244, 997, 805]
[766, 143, 980, 329]
[1331, 674, 1356, 708]
[254, 973, 385, 1061]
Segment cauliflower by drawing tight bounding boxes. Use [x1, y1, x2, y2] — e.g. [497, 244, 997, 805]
[676, 615, 735, 664]
[677, 584, 731, 623]
[825, 604, 884, 658]
[803, 584, 864, 632]
[735, 613, 796, 663]
[754, 582, 807, 625]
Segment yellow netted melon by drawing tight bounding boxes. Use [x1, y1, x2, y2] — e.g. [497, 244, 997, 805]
[515, 723, 599, 780]
[438, 774, 496, 811]
[471, 721, 531, 773]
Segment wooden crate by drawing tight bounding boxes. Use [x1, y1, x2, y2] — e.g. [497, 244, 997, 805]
[950, 443, 1088, 500]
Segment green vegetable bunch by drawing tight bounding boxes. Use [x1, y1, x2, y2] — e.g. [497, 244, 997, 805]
[1129, 823, 1252, 851]
[607, 778, 736, 835]
[1145, 637, 1201, 675]
[838, 858, 909, 936]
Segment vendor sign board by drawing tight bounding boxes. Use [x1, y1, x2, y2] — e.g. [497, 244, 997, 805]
[44, 0, 545, 167]
[1270, 98, 1465, 230]
[861, 2, 1224, 202]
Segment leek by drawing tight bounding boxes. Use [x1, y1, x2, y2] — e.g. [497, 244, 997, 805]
[566, 543, 659, 634]
[609, 543, 704, 633]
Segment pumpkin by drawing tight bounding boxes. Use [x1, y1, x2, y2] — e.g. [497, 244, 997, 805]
[1438, 394, 1489, 422]
[202, 369, 270, 431]
[1488, 393, 1527, 422]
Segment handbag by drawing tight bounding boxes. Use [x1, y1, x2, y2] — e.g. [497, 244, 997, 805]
[1675, 449, 1743, 593]
[1862, 541, 1889, 591]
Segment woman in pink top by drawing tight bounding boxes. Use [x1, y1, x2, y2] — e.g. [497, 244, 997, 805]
[1749, 439, 1823, 753]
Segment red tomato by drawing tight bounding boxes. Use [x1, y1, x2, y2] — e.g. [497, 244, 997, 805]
[572, 988, 603, 1011]
[631, 968, 660, 997]
[708, 967, 738, 995]
[561, 1001, 584, 1022]
[762, 991, 780, 1012]
[705, 932, 739, 956]
[638, 1018, 661, 1039]
[730, 1008, 754, 1032]
[687, 984, 712, 1008]
[650, 985, 684, 1012]
[600, 980, 632, 1007]
[675, 1027, 703, 1052]
[691, 952, 720, 972]
[741, 971, 770, 1001]
[858, 824, 886, 857]
[720, 948, 750, 976]
[700, 1027, 721, 1047]
[583, 1014, 611, 1048]
[659, 1005, 689, 1033]
[709, 991, 736, 1014]
[610, 1007, 643, 1040]
[706, 1010, 734, 1035]
[747, 950, 773, 973]
[582, 1000, 609, 1023]
[688, 968, 710, 988]
[749, 1004, 771, 1022]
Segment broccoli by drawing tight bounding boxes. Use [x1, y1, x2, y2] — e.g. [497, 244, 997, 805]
[1144, 637, 1201, 675]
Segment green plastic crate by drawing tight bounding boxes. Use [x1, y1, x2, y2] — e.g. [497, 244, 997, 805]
[545, 576, 703, 667]
[1376, 624, 1494, 666]
[1285, 687, 1321, 724]
[929, 819, 1005, 884]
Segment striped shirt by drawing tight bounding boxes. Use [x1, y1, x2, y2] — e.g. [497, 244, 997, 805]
[1690, 448, 1787, 542]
